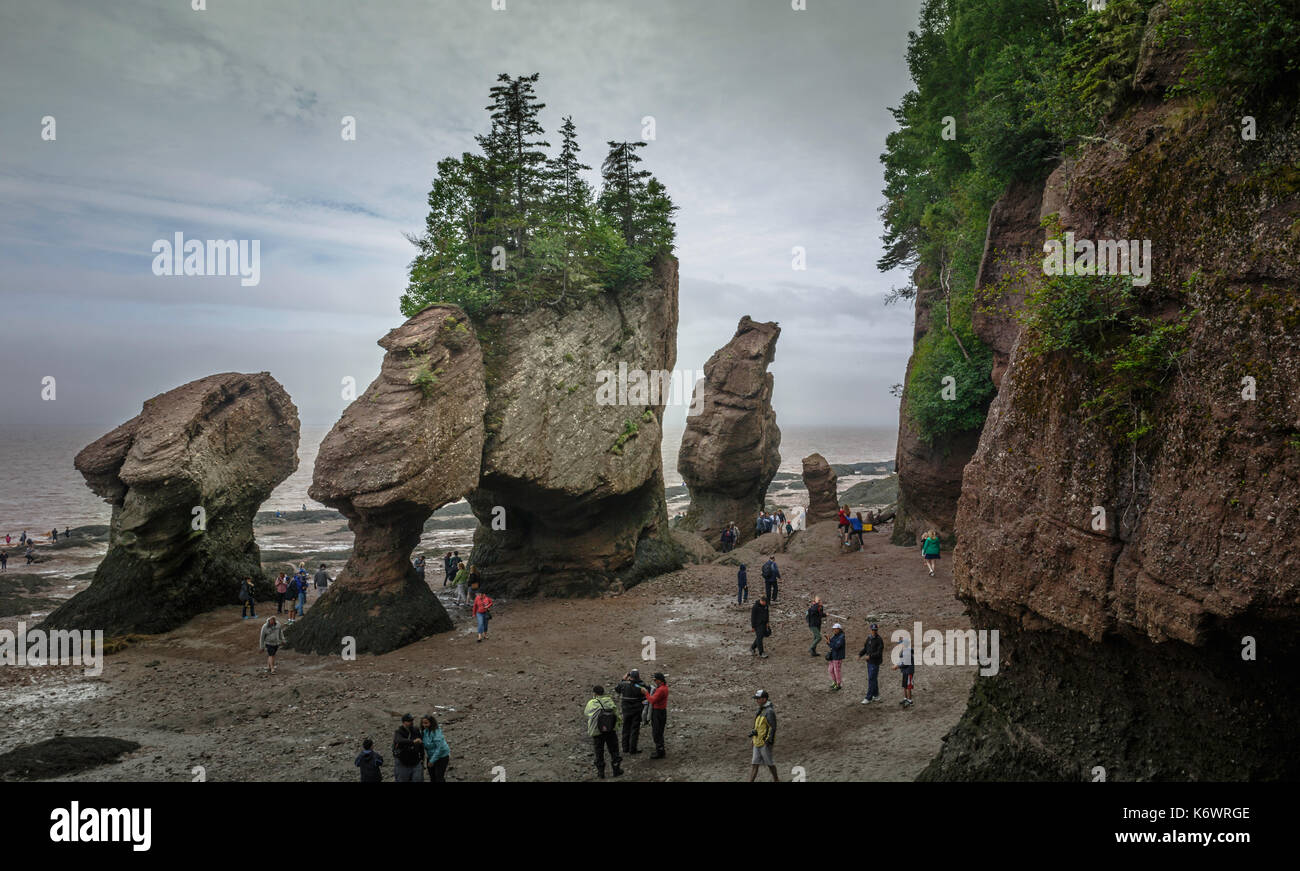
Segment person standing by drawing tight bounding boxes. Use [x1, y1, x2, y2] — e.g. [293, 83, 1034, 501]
[737, 563, 749, 606]
[355, 738, 384, 782]
[441, 551, 452, 586]
[392, 714, 425, 782]
[471, 586, 493, 642]
[0, 550, 7, 572]
[858, 622, 884, 704]
[748, 690, 779, 782]
[825, 623, 846, 691]
[420, 714, 451, 782]
[584, 685, 623, 779]
[314, 563, 330, 590]
[239, 577, 256, 620]
[274, 573, 288, 613]
[296, 572, 309, 616]
[750, 595, 770, 659]
[285, 572, 300, 622]
[761, 556, 780, 603]
[259, 616, 284, 674]
[452, 563, 470, 605]
[921, 530, 941, 575]
[849, 513, 866, 549]
[893, 636, 916, 707]
[645, 672, 670, 759]
[25, 545, 35, 565]
[806, 595, 825, 657]
[614, 669, 649, 754]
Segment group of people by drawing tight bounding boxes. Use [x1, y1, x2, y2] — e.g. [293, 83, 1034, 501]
[585, 669, 670, 777]
[357, 713, 453, 782]
[836, 505, 873, 549]
[719, 523, 741, 551]
[755, 510, 791, 538]
[2, 527, 71, 570]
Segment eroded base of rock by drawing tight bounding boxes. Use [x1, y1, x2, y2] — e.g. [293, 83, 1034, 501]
[286, 574, 453, 655]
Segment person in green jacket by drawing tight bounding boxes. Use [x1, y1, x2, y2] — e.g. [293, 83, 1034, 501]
[921, 529, 941, 576]
[452, 564, 470, 605]
[420, 714, 451, 783]
[584, 686, 623, 779]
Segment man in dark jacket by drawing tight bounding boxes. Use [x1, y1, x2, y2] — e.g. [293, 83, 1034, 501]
[806, 596, 825, 656]
[750, 596, 770, 658]
[761, 557, 780, 602]
[392, 714, 425, 781]
[858, 622, 885, 703]
[314, 563, 331, 589]
[614, 668, 650, 754]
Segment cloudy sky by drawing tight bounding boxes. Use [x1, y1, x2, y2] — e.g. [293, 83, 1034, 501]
[0, 0, 921, 431]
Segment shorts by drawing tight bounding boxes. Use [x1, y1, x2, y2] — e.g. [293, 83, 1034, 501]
[900, 666, 914, 689]
[265, 644, 278, 656]
[751, 744, 774, 766]
[924, 552, 940, 560]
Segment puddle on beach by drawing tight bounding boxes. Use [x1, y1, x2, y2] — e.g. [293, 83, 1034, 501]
[0, 675, 109, 753]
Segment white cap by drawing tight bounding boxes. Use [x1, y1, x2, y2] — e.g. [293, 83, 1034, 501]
[832, 622, 842, 629]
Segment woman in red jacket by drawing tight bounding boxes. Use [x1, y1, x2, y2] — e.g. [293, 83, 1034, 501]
[643, 673, 670, 759]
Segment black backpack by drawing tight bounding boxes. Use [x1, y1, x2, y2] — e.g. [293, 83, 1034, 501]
[595, 699, 617, 734]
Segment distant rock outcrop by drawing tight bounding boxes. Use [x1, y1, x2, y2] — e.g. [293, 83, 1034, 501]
[43, 373, 299, 636]
[467, 256, 683, 597]
[676, 316, 781, 548]
[291, 306, 483, 654]
[801, 453, 838, 521]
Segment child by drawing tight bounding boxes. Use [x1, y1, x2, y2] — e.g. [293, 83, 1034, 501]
[737, 563, 749, 605]
[893, 637, 915, 706]
[355, 738, 384, 782]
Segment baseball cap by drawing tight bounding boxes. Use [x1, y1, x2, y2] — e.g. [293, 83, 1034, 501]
[832, 622, 842, 629]
[870, 623, 879, 630]
[753, 689, 768, 698]
[401, 713, 414, 722]
[653, 672, 666, 682]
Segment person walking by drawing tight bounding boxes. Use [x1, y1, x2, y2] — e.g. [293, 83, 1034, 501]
[893, 636, 916, 706]
[285, 572, 300, 622]
[858, 622, 885, 704]
[849, 513, 866, 549]
[614, 669, 649, 754]
[736, 563, 749, 606]
[452, 562, 470, 605]
[471, 586, 494, 642]
[259, 615, 284, 674]
[761, 556, 780, 603]
[750, 595, 770, 658]
[25, 545, 35, 565]
[0, 550, 7, 572]
[825, 623, 846, 691]
[274, 573, 288, 613]
[584, 685, 623, 779]
[314, 563, 330, 590]
[441, 552, 452, 586]
[413, 555, 426, 584]
[645, 672, 669, 759]
[354, 738, 384, 782]
[392, 714, 425, 782]
[748, 690, 779, 782]
[806, 595, 826, 657]
[420, 714, 451, 782]
[921, 530, 941, 575]
[238, 577, 256, 619]
[296, 571, 309, 615]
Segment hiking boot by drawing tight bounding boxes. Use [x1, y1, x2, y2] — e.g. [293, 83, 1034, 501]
[650, 750, 664, 759]
[809, 650, 819, 657]
[612, 766, 624, 777]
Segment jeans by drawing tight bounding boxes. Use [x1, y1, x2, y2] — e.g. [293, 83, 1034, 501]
[737, 583, 748, 605]
[592, 733, 622, 773]
[765, 580, 778, 602]
[394, 762, 423, 782]
[621, 709, 641, 752]
[276, 593, 285, 613]
[476, 612, 487, 634]
[241, 599, 255, 618]
[650, 708, 667, 753]
[809, 625, 821, 653]
[297, 593, 307, 613]
[750, 630, 765, 655]
[867, 662, 880, 700]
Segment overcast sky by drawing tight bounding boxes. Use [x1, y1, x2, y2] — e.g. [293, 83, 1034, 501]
[0, 0, 921, 430]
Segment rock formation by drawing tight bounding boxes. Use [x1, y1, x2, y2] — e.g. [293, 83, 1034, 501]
[290, 306, 484, 654]
[922, 6, 1300, 779]
[676, 316, 781, 548]
[466, 255, 682, 597]
[43, 373, 298, 636]
[801, 453, 838, 521]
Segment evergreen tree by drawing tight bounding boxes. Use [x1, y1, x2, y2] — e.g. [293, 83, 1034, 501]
[479, 73, 550, 260]
[597, 141, 651, 245]
[541, 116, 594, 299]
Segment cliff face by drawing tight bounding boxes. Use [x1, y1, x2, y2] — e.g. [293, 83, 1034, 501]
[467, 255, 683, 596]
[922, 20, 1300, 779]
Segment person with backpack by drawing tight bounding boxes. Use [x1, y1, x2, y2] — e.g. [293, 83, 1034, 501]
[761, 556, 780, 602]
[274, 573, 288, 613]
[285, 572, 300, 622]
[258, 615, 285, 674]
[750, 595, 770, 658]
[806, 596, 826, 657]
[295, 569, 310, 614]
[471, 586, 494, 642]
[824, 623, 847, 691]
[355, 738, 384, 782]
[584, 685, 623, 779]
[238, 577, 256, 620]
[748, 689, 779, 782]
[921, 530, 941, 575]
[736, 563, 749, 606]
[420, 714, 451, 782]
[858, 622, 885, 704]
[314, 563, 330, 590]
[614, 668, 650, 754]
[849, 512, 866, 549]
[644, 672, 670, 759]
[392, 714, 424, 782]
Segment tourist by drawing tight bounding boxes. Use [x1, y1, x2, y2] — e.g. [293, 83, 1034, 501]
[748, 689, 779, 782]
[413, 555, 426, 583]
[806, 595, 825, 657]
[452, 562, 470, 605]
[392, 714, 425, 782]
[754, 511, 765, 537]
[314, 563, 330, 590]
[0, 550, 7, 572]
[893, 635, 915, 706]
[20, 530, 27, 545]
[355, 738, 384, 782]
[285, 572, 300, 621]
[750, 595, 770, 658]
[238, 576, 256, 619]
[858, 622, 884, 704]
[737, 563, 749, 605]
[836, 506, 851, 545]
[51, 528, 58, 541]
[64, 527, 70, 539]
[25, 545, 36, 565]
[441, 551, 452, 585]
[850, 512, 866, 548]
[4, 534, 10, 545]
[825, 623, 846, 691]
[296, 571, 309, 615]
[921, 530, 941, 575]
[645, 672, 669, 758]
[471, 585, 494, 642]
[721, 525, 734, 552]
[615, 668, 649, 754]
[584, 685, 623, 779]
[274, 573, 288, 613]
[420, 714, 451, 782]
[258, 615, 284, 674]
[761, 555, 780, 602]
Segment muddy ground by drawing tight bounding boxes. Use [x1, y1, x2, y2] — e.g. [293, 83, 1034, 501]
[0, 519, 974, 782]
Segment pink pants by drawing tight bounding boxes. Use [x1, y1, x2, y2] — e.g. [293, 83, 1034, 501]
[828, 659, 842, 684]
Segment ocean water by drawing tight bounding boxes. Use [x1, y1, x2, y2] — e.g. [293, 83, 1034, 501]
[0, 423, 897, 533]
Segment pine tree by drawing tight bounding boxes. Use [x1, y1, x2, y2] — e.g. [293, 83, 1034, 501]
[597, 141, 651, 245]
[542, 115, 594, 299]
[479, 73, 550, 260]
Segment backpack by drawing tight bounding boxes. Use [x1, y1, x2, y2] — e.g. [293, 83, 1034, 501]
[761, 562, 773, 581]
[806, 603, 822, 626]
[595, 699, 617, 734]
